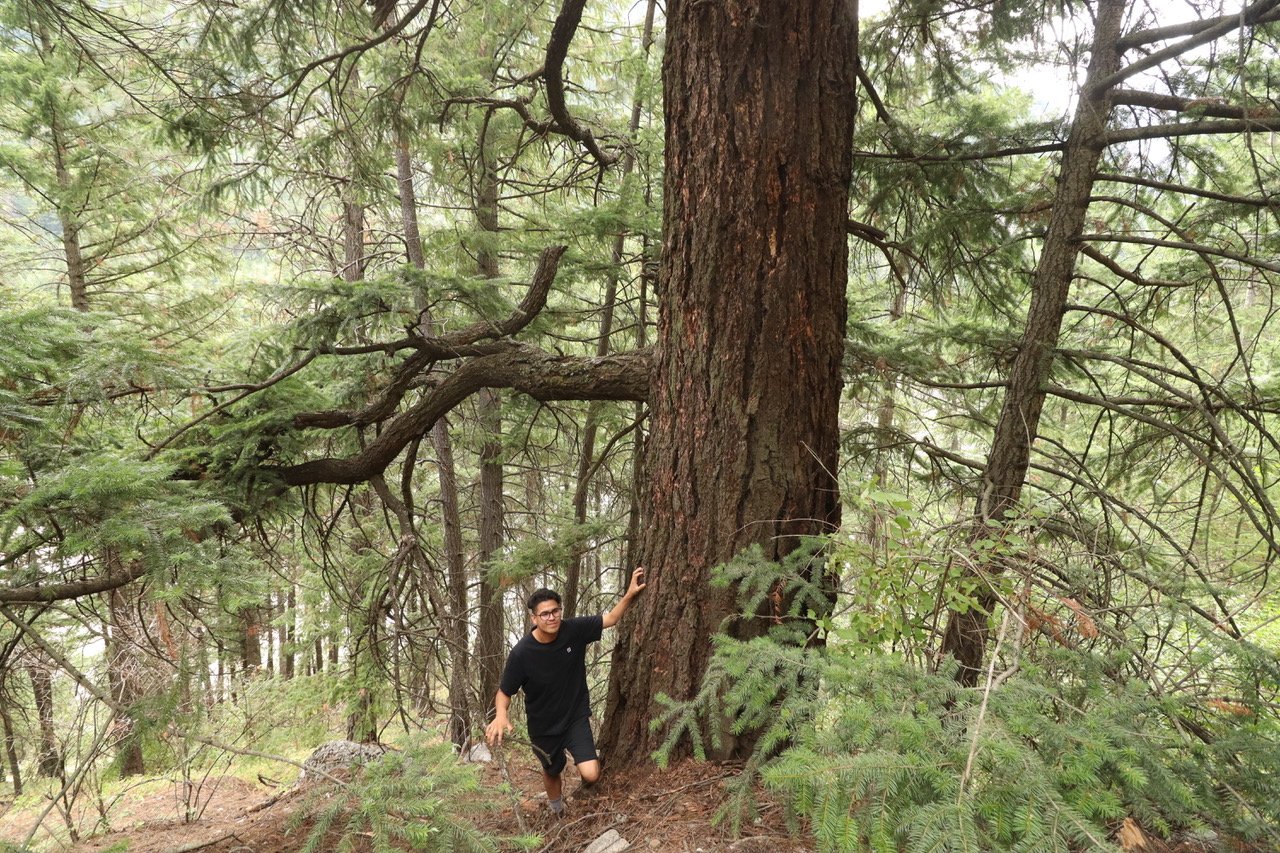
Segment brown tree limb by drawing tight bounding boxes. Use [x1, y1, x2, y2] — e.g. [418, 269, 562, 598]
[276, 347, 650, 486]
[853, 141, 1065, 163]
[293, 245, 567, 430]
[1119, 4, 1280, 48]
[1095, 172, 1277, 207]
[1079, 233, 1280, 274]
[1112, 88, 1280, 121]
[0, 560, 149, 605]
[1107, 116, 1280, 145]
[1098, 0, 1280, 91]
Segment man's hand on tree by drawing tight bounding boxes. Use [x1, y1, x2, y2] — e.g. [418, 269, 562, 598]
[626, 566, 646, 598]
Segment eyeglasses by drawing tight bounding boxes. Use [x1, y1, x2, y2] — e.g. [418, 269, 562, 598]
[534, 607, 562, 621]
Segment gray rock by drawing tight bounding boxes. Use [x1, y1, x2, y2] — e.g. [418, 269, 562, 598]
[583, 829, 630, 853]
[300, 740, 386, 781]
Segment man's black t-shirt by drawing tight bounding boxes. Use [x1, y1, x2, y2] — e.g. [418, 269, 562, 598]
[498, 614, 603, 738]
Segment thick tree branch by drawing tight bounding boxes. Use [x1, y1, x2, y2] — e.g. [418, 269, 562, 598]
[0, 560, 149, 604]
[1079, 244, 1184, 289]
[854, 141, 1065, 164]
[1107, 116, 1280, 145]
[1079, 233, 1280, 273]
[276, 346, 650, 486]
[293, 245, 567, 430]
[1118, 2, 1280, 49]
[1112, 88, 1280, 121]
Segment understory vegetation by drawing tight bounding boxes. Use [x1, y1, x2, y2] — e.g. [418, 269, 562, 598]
[656, 530, 1280, 852]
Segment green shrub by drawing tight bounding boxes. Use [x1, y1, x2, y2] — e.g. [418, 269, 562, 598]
[653, 551, 1280, 853]
[289, 738, 536, 853]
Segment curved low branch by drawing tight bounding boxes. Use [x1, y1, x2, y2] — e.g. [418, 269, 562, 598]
[276, 346, 651, 486]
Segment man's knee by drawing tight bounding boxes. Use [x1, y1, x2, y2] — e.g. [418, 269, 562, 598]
[577, 759, 600, 784]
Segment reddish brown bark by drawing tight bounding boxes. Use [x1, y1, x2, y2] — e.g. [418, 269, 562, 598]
[599, 0, 855, 763]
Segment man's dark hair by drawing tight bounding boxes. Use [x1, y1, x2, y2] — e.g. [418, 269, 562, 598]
[527, 588, 561, 612]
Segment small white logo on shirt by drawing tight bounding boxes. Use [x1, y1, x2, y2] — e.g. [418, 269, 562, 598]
[566, 646, 573, 653]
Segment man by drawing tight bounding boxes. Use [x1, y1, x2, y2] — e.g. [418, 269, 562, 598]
[485, 567, 646, 816]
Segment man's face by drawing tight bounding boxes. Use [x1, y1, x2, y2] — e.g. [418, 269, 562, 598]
[531, 601, 563, 636]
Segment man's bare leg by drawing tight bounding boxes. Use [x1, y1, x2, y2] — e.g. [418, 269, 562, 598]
[543, 771, 565, 814]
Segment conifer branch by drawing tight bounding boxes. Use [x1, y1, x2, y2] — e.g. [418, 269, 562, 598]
[276, 347, 650, 486]
[1079, 232, 1280, 273]
[1097, 0, 1280, 91]
[1096, 172, 1277, 206]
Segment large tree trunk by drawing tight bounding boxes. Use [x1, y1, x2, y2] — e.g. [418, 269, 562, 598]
[938, 0, 1127, 686]
[600, 0, 855, 764]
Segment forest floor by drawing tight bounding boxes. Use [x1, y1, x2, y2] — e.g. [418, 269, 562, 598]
[0, 755, 812, 853]
[0, 754, 1255, 853]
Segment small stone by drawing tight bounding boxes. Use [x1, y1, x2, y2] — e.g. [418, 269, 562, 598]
[583, 829, 630, 853]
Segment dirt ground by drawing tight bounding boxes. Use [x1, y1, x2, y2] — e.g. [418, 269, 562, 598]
[0, 756, 812, 853]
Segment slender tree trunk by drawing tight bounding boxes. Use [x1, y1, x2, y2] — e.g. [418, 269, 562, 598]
[240, 605, 262, 674]
[27, 663, 62, 779]
[470, 118, 507, 708]
[565, 0, 655, 619]
[938, 0, 1127, 686]
[282, 585, 296, 680]
[623, 245, 655, 574]
[106, 585, 145, 776]
[215, 642, 226, 703]
[197, 628, 213, 709]
[0, 687, 21, 794]
[38, 28, 90, 312]
[600, 0, 855, 764]
[263, 594, 275, 677]
[393, 133, 473, 746]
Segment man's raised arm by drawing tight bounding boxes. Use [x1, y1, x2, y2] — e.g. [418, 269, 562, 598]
[602, 567, 646, 629]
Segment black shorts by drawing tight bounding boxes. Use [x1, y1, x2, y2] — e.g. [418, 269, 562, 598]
[529, 716, 597, 777]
